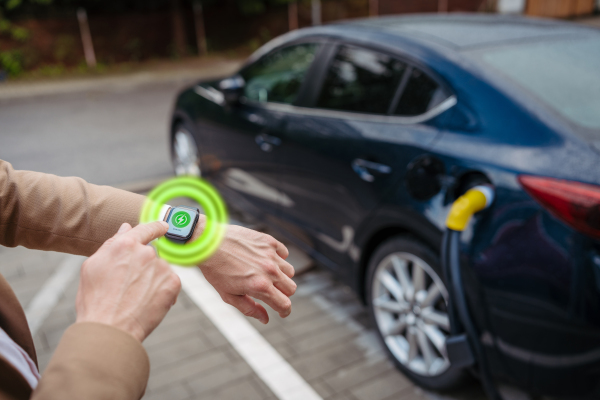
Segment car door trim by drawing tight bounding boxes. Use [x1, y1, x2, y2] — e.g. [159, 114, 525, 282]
[194, 85, 225, 106]
[388, 65, 413, 115]
[241, 95, 457, 125]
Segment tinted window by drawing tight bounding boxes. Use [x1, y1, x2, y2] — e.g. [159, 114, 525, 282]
[395, 68, 446, 116]
[241, 43, 319, 104]
[480, 37, 600, 132]
[317, 46, 406, 114]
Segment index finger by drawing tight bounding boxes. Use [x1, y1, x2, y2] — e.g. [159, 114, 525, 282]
[123, 221, 169, 245]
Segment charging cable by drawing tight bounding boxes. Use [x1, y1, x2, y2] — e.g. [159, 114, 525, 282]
[442, 185, 502, 400]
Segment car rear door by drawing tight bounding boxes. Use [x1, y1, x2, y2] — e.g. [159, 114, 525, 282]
[273, 43, 456, 271]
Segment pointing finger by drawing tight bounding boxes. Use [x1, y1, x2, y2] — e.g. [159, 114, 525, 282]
[98, 222, 134, 251]
[116, 223, 132, 236]
[123, 221, 169, 245]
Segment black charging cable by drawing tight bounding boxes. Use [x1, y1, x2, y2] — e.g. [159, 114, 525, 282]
[442, 228, 503, 400]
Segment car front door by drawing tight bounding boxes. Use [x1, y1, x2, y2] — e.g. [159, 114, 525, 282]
[273, 43, 456, 271]
[201, 42, 321, 224]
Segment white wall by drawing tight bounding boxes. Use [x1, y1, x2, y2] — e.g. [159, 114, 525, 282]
[497, 0, 526, 14]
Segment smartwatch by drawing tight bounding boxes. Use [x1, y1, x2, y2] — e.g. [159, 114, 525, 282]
[164, 206, 200, 244]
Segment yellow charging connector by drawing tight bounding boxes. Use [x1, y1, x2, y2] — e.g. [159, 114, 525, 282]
[445, 185, 494, 231]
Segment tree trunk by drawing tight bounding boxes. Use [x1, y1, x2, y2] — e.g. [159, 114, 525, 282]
[369, 0, 379, 16]
[77, 8, 97, 68]
[171, 0, 186, 57]
[438, 0, 448, 12]
[311, 0, 321, 26]
[193, 1, 207, 56]
[289, 2, 299, 31]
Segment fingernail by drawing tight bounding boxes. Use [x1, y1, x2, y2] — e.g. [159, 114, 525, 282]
[117, 223, 128, 233]
[160, 221, 169, 230]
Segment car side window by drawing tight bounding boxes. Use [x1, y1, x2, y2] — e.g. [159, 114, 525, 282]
[316, 46, 407, 114]
[241, 43, 319, 104]
[395, 68, 448, 116]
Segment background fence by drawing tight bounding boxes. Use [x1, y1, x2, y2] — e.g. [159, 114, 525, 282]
[0, 0, 596, 75]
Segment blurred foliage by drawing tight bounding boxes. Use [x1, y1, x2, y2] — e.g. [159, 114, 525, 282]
[1, 0, 300, 18]
[0, 0, 309, 77]
[53, 34, 76, 62]
[237, 0, 297, 15]
[35, 62, 65, 76]
[1, 0, 55, 76]
[0, 49, 23, 75]
[125, 37, 143, 61]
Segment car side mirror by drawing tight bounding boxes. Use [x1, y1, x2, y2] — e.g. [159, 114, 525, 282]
[219, 75, 245, 106]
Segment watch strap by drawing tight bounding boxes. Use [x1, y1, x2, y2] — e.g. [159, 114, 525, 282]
[167, 237, 188, 244]
[162, 206, 172, 222]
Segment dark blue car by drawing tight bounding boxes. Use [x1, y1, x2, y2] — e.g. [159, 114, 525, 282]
[169, 14, 600, 398]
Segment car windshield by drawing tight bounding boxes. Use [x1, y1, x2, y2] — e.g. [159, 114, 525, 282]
[479, 36, 600, 133]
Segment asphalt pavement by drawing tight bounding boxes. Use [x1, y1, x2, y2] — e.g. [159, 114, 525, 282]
[0, 58, 241, 187]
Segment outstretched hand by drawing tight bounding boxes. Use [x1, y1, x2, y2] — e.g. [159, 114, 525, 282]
[194, 218, 296, 324]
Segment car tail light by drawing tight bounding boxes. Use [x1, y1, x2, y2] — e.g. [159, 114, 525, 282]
[518, 175, 600, 238]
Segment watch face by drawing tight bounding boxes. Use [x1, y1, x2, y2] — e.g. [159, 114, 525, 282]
[167, 207, 197, 239]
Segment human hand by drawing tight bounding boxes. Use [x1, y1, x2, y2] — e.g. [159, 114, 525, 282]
[194, 218, 296, 324]
[75, 221, 181, 342]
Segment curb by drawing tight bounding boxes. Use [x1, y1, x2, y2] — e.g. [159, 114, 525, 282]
[0, 60, 242, 100]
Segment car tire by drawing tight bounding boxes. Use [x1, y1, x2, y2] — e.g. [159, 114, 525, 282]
[366, 236, 469, 391]
[171, 122, 201, 177]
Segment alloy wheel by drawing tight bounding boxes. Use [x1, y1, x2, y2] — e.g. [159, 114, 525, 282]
[372, 252, 451, 377]
[173, 128, 201, 177]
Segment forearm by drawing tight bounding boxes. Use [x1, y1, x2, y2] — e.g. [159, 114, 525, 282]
[31, 323, 150, 400]
[0, 160, 145, 256]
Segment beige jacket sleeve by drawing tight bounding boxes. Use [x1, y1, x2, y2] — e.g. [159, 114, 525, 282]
[0, 160, 151, 400]
[0, 159, 145, 256]
[32, 323, 150, 400]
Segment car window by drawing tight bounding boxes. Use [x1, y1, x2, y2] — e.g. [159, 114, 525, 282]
[479, 37, 600, 132]
[316, 46, 406, 114]
[395, 68, 447, 116]
[241, 43, 319, 104]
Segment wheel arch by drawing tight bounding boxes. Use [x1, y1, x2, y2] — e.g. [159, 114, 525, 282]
[355, 207, 443, 303]
[169, 110, 204, 155]
[170, 110, 195, 139]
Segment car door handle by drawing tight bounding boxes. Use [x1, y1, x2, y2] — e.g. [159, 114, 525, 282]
[255, 133, 281, 152]
[352, 159, 392, 182]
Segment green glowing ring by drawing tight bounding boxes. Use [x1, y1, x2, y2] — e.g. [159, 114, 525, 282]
[140, 176, 227, 266]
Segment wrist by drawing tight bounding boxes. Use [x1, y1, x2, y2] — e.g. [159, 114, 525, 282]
[76, 314, 145, 342]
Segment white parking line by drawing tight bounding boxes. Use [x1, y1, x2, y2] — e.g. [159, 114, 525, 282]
[25, 255, 85, 336]
[172, 266, 323, 400]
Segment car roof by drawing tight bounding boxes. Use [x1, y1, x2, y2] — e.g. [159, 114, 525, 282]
[338, 13, 595, 50]
[248, 14, 598, 68]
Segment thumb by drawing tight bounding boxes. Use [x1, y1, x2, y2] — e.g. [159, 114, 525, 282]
[222, 293, 269, 324]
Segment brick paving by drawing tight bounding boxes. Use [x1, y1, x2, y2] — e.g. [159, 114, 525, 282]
[0, 244, 494, 400]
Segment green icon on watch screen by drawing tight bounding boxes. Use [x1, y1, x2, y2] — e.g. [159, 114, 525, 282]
[172, 211, 191, 228]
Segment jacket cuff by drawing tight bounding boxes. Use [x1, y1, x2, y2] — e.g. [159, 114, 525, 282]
[33, 322, 149, 400]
